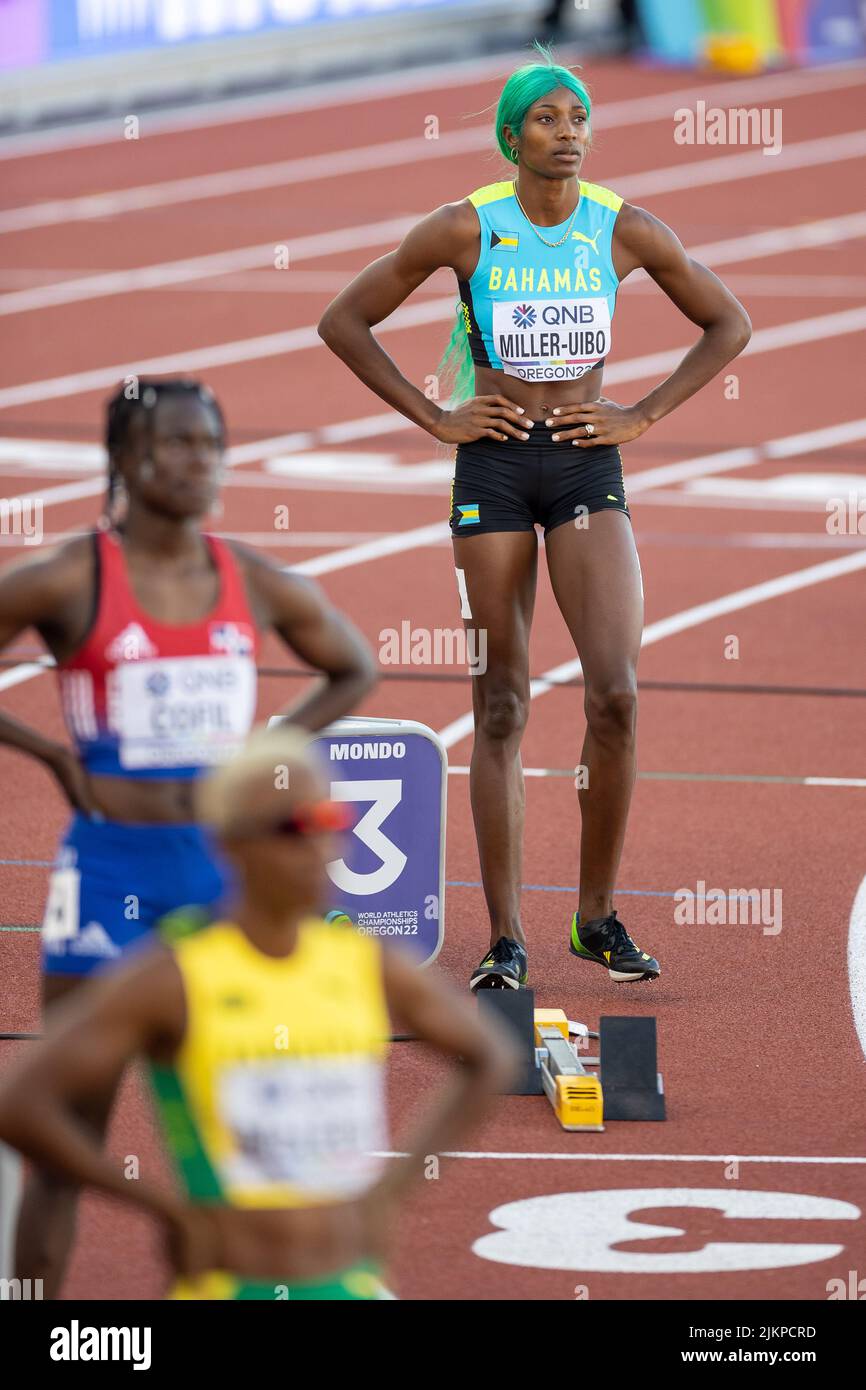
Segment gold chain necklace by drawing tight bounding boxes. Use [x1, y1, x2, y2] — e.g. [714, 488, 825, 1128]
[512, 180, 580, 248]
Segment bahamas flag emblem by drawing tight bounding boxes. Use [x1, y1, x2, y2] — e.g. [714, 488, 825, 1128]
[457, 503, 480, 526]
[490, 230, 519, 252]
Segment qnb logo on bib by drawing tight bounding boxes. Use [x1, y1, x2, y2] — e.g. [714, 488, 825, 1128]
[492, 297, 611, 382]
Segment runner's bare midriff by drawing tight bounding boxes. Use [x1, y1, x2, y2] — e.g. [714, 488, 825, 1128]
[205, 1199, 374, 1282]
[89, 774, 199, 823]
[472, 363, 604, 419]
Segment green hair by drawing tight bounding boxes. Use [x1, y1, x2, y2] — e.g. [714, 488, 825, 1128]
[437, 44, 591, 404]
[495, 42, 591, 162]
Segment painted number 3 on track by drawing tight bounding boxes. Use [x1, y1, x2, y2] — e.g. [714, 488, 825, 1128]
[473, 1190, 861, 1273]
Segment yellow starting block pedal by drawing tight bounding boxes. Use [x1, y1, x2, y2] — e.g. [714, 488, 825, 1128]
[536, 1025, 604, 1132]
[533, 1008, 569, 1044]
[477, 990, 663, 1125]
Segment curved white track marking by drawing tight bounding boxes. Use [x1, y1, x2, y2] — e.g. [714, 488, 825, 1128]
[848, 875, 866, 1063]
[436, 548, 866, 748]
[472, 1190, 859, 1274]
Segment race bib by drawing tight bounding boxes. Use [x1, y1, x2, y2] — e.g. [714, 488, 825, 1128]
[218, 1057, 387, 1197]
[492, 297, 611, 381]
[111, 655, 256, 770]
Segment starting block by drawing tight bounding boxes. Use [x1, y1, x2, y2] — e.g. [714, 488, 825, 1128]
[478, 989, 665, 1130]
[598, 1016, 666, 1121]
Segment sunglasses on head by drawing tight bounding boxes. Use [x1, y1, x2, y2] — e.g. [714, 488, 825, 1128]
[260, 800, 353, 839]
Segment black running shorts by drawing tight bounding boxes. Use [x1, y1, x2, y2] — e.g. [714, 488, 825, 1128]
[449, 423, 629, 537]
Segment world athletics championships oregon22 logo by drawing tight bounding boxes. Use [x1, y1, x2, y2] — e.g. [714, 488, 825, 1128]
[512, 304, 537, 329]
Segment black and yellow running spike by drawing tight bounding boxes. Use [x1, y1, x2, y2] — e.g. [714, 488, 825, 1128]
[570, 911, 660, 983]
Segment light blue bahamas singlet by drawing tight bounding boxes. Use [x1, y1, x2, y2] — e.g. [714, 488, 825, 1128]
[458, 179, 624, 384]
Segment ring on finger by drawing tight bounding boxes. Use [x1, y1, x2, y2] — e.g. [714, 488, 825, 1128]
[585, 423, 595, 437]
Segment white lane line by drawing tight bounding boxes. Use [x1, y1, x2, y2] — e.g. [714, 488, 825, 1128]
[687, 475, 866, 501]
[4, 56, 861, 163]
[2, 58, 861, 206]
[645, 532, 866, 550]
[0, 130, 481, 240]
[810, 778, 866, 787]
[0, 660, 52, 694]
[0, 530, 385, 550]
[627, 272, 866, 299]
[0, 438, 104, 471]
[4, 296, 866, 415]
[291, 521, 447, 578]
[1, 477, 106, 509]
[264, 455, 451, 483]
[619, 126, 866, 202]
[372, 1152, 866, 1164]
[5, 411, 865, 513]
[0, 214, 418, 317]
[0, 50, 560, 161]
[447, 768, 866, 786]
[635, 491, 841, 514]
[436, 549, 866, 749]
[0, 293, 448, 408]
[0, 437, 444, 486]
[632, 209, 866, 279]
[627, 417, 866, 495]
[770, 417, 866, 457]
[12, 265, 866, 301]
[848, 875, 866, 1063]
[182, 220, 866, 452]
[604, 305, 866, 392]
[5, 134, 866, 318]
[0, 1142, 22, 1280]
[2, 418, 863, 692]
[4, 410, 866, 524]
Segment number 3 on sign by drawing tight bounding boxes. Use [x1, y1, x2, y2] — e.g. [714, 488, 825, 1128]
[327, 780, 407, 895]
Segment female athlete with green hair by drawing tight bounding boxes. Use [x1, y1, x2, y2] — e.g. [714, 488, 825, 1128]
[319, 49, 751, 991]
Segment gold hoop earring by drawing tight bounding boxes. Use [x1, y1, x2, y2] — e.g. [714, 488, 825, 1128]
[511, 147, 519, 164]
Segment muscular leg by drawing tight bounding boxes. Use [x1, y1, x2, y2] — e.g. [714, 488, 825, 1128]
[15, 972, 119, 1298]
[544, 511, 643, 923]
[453, 531, 538, 948]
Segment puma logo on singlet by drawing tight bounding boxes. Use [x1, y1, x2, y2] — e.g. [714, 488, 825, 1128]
[572, 229, 602, 253]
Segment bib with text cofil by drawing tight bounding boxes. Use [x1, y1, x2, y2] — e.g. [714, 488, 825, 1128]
[111, 654, 257, 770]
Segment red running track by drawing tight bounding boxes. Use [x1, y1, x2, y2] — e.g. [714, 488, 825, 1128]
[1, 51, 865, 1300]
